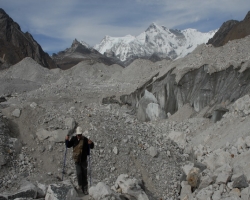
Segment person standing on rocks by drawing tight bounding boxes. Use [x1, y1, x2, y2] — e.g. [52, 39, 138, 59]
[65, 126, 94, 195]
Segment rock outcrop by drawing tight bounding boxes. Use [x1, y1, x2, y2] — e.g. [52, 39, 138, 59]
[207, 11, 250, 47]
[0, 8, 57, 69]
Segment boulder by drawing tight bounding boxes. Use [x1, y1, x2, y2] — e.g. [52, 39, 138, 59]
[241, 187, 250, 200]
[195, 186, 213, 200]
[167, 131, 187, 149]
[186, 167, 200, 188]
[180, 181, 192, 200]
[12, 108, 21, 118]
[214, 164, 232, 184]
[147, 146, 158, 158]
[182, 163, 194, 176]
[89, 182, 121, 200]
[36, 128, 51, 141]
[36, 182, 47, 198]
[212, 190, 222, 200]
[48, 129, 69, 143]
[231, 151, 250, 181]
[198, 175, 214, 190]
[229, 188, 241, 197]
[203, 148, 231, 171]
[115, 174, 149, 200]
[232, 174, 249, 189]
[45, 180, 78, 200]
[64, 117, 76, 135]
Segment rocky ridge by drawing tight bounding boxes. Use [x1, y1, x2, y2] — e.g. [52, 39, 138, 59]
[0, 8, 57, 70]
[52, 39, 120, 70]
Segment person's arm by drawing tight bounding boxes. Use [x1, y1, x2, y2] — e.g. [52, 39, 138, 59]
[65, 135, 75, 148]
[88, 138, 94, 149]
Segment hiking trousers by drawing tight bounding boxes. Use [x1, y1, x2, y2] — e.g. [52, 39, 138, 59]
[75, 160, 88, 188]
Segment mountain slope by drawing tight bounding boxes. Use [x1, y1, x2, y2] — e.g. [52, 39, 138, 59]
[94, 23, 216, 64]
[0, 8, 57, 69]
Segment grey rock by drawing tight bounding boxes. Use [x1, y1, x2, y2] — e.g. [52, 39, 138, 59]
[194, 162, 207, 172]
[64, 117, 76, 135]
[232, 174, 249, 189]
[180, 181, 192, 200]
[12, 108, 21, 118]
[241, 187, 250, 200]
[147, 146, 158, 157]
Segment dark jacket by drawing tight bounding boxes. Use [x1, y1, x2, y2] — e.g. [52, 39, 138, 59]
[65, 135, 94, 162]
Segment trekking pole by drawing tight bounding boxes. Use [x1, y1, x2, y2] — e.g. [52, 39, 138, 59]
[88, 144, 92, 187]
[62, 139, 68, 181]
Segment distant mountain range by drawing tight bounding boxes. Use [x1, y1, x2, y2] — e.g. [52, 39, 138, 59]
[94, 23, 216, 64]
[0, 8, 249, 70]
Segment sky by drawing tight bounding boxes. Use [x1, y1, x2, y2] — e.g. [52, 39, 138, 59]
[1, 0, 249, 55]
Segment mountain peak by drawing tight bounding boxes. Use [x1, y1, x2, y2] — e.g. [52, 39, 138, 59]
[146, 22, 163, 32]
[0, 8, 6, 15]
[80, 40, 91, 49]
[244, 10, 250, 21]
[72, 39, 81, 46]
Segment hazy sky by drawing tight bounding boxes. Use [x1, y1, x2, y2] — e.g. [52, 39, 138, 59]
[1, 0, 249, 55]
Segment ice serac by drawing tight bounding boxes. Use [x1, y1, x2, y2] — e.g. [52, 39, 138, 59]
[94, 22, 216, 65]
[120, 35, 250, 122]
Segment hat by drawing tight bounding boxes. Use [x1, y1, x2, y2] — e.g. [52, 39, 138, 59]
[76, 126, 83, 135]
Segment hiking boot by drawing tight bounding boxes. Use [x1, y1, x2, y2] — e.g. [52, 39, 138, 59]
[82, 186, 88, 195]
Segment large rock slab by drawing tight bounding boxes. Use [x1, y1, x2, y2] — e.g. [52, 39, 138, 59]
[0, 180, 37, 199]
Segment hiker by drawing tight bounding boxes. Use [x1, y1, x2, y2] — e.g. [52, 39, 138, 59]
[65, 126, 94, 195]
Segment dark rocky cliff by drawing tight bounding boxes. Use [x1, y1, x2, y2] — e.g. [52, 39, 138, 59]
[207, 20, 239, 47]
[207, 11, 250, 47]
[0, 8, 57, 69]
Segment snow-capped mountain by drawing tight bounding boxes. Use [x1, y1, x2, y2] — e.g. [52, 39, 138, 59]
[94, 23, 217, 62]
